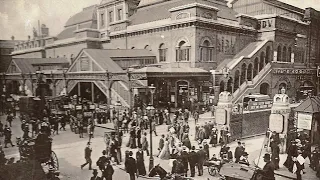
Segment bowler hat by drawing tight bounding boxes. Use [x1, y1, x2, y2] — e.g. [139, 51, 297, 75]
[92, 169, 98, 174]
[263, 153, 271, 160]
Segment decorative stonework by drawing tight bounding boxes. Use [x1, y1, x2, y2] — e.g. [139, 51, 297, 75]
[176, 12, 190, 20]
[202, 12, 213, 19]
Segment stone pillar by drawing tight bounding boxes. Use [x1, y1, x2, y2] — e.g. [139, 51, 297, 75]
[215, 91, 233, 128]
[269, 91, 290, 154]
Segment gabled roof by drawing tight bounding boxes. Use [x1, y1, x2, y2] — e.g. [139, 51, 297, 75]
[129, 0, 238, 25]
[10, 58, 69, 74]
[295, 96, 320, 113]
[65, 5, 97, 27]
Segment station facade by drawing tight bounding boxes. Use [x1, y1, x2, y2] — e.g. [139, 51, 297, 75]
[2, 0, 320, 110]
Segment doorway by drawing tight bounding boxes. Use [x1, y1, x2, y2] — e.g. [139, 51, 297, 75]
[176, 81, 189, 108]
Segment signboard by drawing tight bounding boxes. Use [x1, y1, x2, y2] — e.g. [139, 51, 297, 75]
[269, 114, 284, 133]
[216, 108, 227, 125]
[63, 105, 70, 109]
[75, 105, 82, 110]
[84, 111, 93, 117]
[89, 105, 96, 110]
[259, 18, 275, 30]
[297, 113, 313, 130]
[272, 69, 316, 75]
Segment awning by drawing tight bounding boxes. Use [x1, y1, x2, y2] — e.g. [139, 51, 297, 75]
[295, 96, 320, 113]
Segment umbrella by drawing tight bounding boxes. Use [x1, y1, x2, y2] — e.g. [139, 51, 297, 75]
[295, 96, 320, 113]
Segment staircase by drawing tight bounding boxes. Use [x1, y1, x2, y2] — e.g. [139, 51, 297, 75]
[232, 63, 272, 103]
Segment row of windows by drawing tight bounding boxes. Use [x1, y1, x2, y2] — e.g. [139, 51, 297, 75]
[100, 8, 123, 27]
[277, 45, 292, 62]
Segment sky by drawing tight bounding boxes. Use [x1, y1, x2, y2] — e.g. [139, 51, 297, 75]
[0, 0, 319, 40]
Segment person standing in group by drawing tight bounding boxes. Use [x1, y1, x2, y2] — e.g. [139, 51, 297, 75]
[96, 150, 109, 173]
[159, 138, 171, 160]
[196, 145, 206, 176]
[136, 147, 146, 176]
[3, 125, 14, 148]
[271, 144, 280, 170]
[6, 113, 13, 127]
[234, 141, 244, 163]
[180, 146, 189, 177]
[158, 134, 165, 157]
[151, 121, 157, 136]
[203, 140, 210, 160]
[79, 120, 84, 138]
[102, 160, 114, 180]
[193, 111, 199, 124]
[210, 127, 218, 147]
[136, 127, 142, 148]
[125, 151, 137, 180]
[256, 153, 275, 180]
[81, 142, 92, 170]
[110, 136, 120, 165]
[188, 146, 197, 177]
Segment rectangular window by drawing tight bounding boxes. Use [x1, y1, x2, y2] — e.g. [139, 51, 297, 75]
[80, 58, 90, 71]
[159, 49, 167, 62]
[176, 48, 190, 61]
[100, 13, 105, 27]
[117, 9, 123, 21]
[109, 11, 114, 23]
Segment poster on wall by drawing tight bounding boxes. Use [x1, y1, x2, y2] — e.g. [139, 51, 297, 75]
[269, 114, 284, 133]
[216, 108, 227, 125]
[297, 113, 313, 130]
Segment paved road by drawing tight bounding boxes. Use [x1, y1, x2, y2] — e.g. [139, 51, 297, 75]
[0, 113, 316, 180]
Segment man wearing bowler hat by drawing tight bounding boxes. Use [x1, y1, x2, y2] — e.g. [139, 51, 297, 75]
[257, 153, 275, 180]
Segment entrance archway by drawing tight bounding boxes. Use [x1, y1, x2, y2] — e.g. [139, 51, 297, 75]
[260, 83, 270, 95]
[176, 80, 189, 108]
[69, 81, 108, 104]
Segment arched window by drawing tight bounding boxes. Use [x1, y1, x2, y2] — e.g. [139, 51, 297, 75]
[253, 57, 259, 77]
[288, 47, 292, 62]
[227, 77, 233, 93]
[259, 52, 265, 70]
[266, 46, 271, 64]
[283, 46, 287, 62]
[240, 63, 247, 84]
[234, 70, 240, 90]
[247, 64, 253, 81]
[277, 45, 282, 61]
[159, 43, 167, 62]
[144, 45, 151, 51]
[200, 40, 214, 62]
[176, 40, 190, 62]
[260, 83, 270, 95]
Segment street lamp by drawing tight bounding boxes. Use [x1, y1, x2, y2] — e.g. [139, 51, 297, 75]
[146, 103, 155, 171]
[115, 100, 122, 162]
[149, 84, 156, 105]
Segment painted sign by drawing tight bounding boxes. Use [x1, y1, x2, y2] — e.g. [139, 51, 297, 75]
[272, 69, 316, 75]
[217, 34, 236, 55]
[259, 19, 275, 29]
[297, 113, 313, 130]
[269, 114, 284, 133]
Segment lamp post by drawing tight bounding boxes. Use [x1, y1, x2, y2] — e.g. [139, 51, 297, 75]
[36, 70, 46, 118]
[149, 84, 156, 105]
[115, 100, 122, 162]
[146, 104, 155, 171]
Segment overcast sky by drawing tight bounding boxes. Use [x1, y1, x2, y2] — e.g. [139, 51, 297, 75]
[0, 0, 319, 40]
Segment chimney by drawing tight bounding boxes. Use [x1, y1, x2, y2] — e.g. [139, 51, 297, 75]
[28, 35, 31, 41]
[11, 36, 15, 40]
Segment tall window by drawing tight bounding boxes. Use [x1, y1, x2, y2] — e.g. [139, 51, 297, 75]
[117, 9, 123, 21]
[288, 47, 292, 62]
[176, 41, 190, 62]
[159, 43, 167, 62]
[200, 40, 214, 62]
[277, 45, 282, 61]
[100, 13, 105, 27]
[109, 11, 114, 23]
[283, 46, 287, 62]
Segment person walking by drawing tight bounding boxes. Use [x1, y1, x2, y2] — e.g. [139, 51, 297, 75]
[102, 160, 114, 180]
[96, 150, 109, 172]
[159, 138, 170, 160]
[158, 134, 165, 157]
[188, 146, 197, 177]
[151, 121, 157, 136]
[180, 146, 189, 177]
[271, 144, 280, 170]
[125, 151, 137, 180]
[193, 111, 199, 124]
[141, 132, 149, 156]
[234, 141, 244, 163]
[209, 127, 218, 147]
[6, 113, 13, 127]
[196, 145, 206, 176]
[110, 137, 120, 165]
[136, 147, 146, 176]
[81, 142, 92, 170]
[182, 135, 191, 150]
[136, 127, 142, 148]
[256, 153, 275, 180]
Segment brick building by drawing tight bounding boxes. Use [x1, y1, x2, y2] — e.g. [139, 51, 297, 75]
[3, 0, 320, 109]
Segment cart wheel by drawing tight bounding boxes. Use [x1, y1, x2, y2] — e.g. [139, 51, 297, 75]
[208, 166, 218, 176]
[49, 151, 59, 171]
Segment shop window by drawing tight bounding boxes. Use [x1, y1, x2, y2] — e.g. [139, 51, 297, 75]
[159, 43, 167, 62]
[176, 40, 190, 62]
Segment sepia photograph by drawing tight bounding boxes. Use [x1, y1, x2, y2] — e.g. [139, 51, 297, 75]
[0, 0, 320, 179]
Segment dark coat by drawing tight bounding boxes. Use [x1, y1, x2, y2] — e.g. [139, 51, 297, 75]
[103, 164, 114, 180]
[235, 146, 244, 159]
[204, 144, 210, 159]
[96, 156, 109, 170]
[125, 157, 137, 174]
[196, 149, 206, 164]
[136, 151, 146, 175]
[172, 159, 184, 174]
[188, 151, 197, 166]
[182, 138, 191, 150]
[180, 151, 189, 170]
[159, 138, 164, 150]
[258, 161, 275, 180]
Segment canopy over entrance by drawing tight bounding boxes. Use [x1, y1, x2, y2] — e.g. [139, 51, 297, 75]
[295, 96, 320, 113]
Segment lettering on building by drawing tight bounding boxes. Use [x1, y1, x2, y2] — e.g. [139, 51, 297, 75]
[259, 19, 274, 29]
[272, 69, 316, 75]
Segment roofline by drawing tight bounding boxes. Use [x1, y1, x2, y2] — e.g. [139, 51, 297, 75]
[263, 0, 305, 14]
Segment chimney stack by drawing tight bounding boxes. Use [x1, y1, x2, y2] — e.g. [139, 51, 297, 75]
[11, 36, 15, 40]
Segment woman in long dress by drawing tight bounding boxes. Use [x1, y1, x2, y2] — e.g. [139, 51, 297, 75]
[159, 138, 171, 160]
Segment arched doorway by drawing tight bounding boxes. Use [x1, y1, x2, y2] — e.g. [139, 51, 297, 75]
[240, 64, 247, 85]
[176, 80, 189, 108]
[227, 77, 233, 93]
[247, 64, 253, 81]
[260, 83, 270, 95]
[279, 83, 287, 93]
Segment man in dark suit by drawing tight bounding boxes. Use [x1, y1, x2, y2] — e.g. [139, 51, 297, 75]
[158, 134, 165, 156]
[196, 145, 206, 176]
[96, 150, 109, 172]
[125, 151, 137, 180]
[188, 146, 197, 177]
[81, 142, 92, 170]
[234, 141, 244, 163]
[257, 153, 275, 180]
[180, 146, 189, 176]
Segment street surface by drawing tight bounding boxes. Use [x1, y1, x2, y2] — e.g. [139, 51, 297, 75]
[0, 112, 317, 180]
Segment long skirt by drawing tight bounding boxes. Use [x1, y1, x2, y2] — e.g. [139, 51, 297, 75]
[137, 160, 146, 175]
[159, 146, 171, 160]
